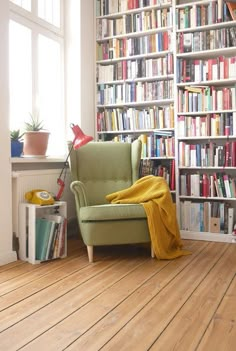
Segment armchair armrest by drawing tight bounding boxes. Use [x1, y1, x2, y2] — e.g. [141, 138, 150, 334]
[70, 180, 89, 209]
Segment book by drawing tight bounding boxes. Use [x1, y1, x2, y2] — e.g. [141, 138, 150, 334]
[35, 218, 42, 259]
[223, 174, 232, 198]
[219, 203, 225, 233]
[35, 218, 53, 261]
[44, 221, 56, 260]
[224, 203, 230, 234]
[190, 174, 200, 197]
[184, 86, 204, 93]
[190, 202, 201, 232]
[183, 200, 191, 231]
[226, 1, 236, 20]
[59, 218, 67, 257]
[228, 207, 234, 234]
[42, 214, 65, 260]
[229, 27, 236, 46]
[52, 218, 67, 258]
[218, 0, 223, 22]
[203, 202, 210, 232]
[183, 33, 192, 52]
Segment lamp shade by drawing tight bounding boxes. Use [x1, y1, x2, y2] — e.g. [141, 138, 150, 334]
[71, 124, 93, 149]
[55, 124, 93, 201]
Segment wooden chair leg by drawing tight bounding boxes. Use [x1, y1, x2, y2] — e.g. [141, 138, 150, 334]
[87, 245, 93, 263]
[151, 244, 155, 258]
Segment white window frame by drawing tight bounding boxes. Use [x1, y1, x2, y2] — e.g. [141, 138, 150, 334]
[9, 0, 66, 157]
[10, 0, 64, 36]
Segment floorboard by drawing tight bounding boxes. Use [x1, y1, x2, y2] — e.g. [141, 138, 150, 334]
[196, 274, 236, 351]
[0, 238, 235, 351]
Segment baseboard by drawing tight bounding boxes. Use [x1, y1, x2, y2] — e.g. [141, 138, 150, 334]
[0, 250, 17, 265]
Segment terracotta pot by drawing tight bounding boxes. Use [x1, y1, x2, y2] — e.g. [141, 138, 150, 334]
[23, 131, 50, 157]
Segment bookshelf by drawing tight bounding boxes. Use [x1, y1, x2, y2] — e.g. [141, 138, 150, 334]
[95, 0, 236, 242]
[176, 0, 236, 242]
[19, 201, 67, 264]
[95, 0, 176, 192]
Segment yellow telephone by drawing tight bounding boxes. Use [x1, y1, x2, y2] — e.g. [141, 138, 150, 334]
[25, 189, 55, 205]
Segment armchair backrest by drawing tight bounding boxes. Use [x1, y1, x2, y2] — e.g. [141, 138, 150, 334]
[68, 139, 142, 205]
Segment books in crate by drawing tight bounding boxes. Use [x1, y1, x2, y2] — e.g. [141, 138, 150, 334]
[35, 214, 67, 261]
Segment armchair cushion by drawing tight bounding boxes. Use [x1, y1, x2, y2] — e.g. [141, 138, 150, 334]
[69, 141, 141, 205]
[80, 203, 147, 222]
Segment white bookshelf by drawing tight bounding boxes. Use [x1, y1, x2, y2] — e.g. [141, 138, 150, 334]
[95, 0, 236, 242]
[95, 0, 175, 191]
[176, 0, 236, 241]
[19, 201, 67, 264]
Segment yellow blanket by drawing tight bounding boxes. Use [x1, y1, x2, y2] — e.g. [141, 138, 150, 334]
[106, 175, 191, 259]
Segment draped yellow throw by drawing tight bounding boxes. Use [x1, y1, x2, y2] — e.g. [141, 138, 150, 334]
[106, 175, 191, 260]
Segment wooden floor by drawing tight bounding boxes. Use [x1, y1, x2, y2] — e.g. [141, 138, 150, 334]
[0, 238, 236, 351]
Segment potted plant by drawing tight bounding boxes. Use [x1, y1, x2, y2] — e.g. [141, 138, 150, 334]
[23, 114, 50, 157]
[10, 129, 24, 157]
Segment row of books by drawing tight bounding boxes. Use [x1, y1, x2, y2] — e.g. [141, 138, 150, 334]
[96, 0, 171, 17]
[140, 159, 175, 190]
[96, 7, 172, 40]
[176, 0, 232, 29]
[97, 80, 173, 105]
[180, 173, 236, 199]
[177, 113, 236, 138]
[101, 132, 175, 161]
[178, 141, 236, 168]
[177, 27, 235, 54]
[96, 32, 172, 61]
[97, 54, 173, 83]
[180, 200, 235, 234]
[97, 105, 174, 131]
[35, 214, 66, 261]
[105, 134, 137, 143]
[107, 134, 137, 143]
[177, 56, 236, 83]
[139, 132, 175, 158]
[178, 86, 236, 113]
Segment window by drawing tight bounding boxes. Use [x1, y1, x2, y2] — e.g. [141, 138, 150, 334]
[11, 0, 31, 12]
[38, 0, 60, 27]
[9, 0, 65, 156]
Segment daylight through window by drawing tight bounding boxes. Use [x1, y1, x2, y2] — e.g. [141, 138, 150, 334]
[9, 0, 65, 156]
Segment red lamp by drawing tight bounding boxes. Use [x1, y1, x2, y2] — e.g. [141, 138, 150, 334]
[55, 124, 93, 200]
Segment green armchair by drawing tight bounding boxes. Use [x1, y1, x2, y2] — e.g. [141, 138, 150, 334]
[69, 139, 152, 262]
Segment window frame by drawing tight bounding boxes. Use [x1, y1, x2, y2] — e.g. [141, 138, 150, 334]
[9, 0, 66, 158]
[10, 0, 64, 37]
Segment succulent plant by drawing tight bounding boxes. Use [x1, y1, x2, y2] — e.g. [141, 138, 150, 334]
[10, 129, 24, 141]
[25, 113, 44, 131]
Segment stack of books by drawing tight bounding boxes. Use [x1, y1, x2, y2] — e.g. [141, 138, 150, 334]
[35, 214, 67, 261]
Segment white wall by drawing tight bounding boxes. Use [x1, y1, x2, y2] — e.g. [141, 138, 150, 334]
[0, 0, 17, 265]
[65, 0, 95, 137]
[80, 0, 95, 135]
[0, 0, 95, 265]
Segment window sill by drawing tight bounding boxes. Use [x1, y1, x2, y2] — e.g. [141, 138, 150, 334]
[11, 156, 66, 164]
[11, 156, 66, 172]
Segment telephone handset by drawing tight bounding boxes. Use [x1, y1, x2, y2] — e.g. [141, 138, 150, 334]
[25, 189, 55, 205]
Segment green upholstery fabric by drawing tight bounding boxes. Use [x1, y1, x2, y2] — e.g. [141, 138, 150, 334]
[69, 140, 141, 205]
[80, 203, 146, 222]
[69, 139, 150, 259]
[80, 220, 150, 246]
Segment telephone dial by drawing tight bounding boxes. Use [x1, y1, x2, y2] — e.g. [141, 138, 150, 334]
[25, 189, 55, 205]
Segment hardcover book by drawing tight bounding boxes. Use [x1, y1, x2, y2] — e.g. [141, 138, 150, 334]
[226, 1, 236, 20]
